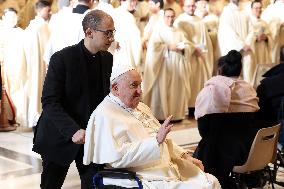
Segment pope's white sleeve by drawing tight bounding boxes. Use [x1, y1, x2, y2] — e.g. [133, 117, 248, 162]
[109, 137, 161, 168]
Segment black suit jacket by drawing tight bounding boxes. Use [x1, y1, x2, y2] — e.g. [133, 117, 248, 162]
[33, 41, 113, 166]
[257, 64, 284, 123]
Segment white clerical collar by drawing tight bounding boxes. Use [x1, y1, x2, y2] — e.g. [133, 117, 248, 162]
[108, 93, 134, 112]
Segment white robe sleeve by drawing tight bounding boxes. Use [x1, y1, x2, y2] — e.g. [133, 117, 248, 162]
[110, 137, 161, 168]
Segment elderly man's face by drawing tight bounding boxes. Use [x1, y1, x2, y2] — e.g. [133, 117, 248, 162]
[116, 70, 142, 109]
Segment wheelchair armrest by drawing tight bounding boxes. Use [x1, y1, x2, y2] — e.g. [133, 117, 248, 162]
[96, 168, 137, 180]
[93, 168, 143, 189]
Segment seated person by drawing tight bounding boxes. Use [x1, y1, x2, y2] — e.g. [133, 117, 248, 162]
[194, 50, 260, 188]
[83, 64, 222, 189]
[194, 50, 259, 120]
[257, 63, 284, 150]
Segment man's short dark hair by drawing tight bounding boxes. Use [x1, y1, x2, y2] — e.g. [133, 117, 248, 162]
[218, 50, 242, 77]
[164, 8, 175, 15]
[35, 0, 51, 10]
[82, 10, 111, 33]
[151, 0, 164, 9]
[251, 0, 262, 8]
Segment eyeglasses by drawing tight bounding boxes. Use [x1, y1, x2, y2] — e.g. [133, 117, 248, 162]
[94, 28, 116, 38]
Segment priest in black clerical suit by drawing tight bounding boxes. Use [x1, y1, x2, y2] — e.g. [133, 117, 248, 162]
[33, 10, 115, 189]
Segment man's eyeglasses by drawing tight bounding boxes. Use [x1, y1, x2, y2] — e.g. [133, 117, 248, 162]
[94, 28, 116, 38]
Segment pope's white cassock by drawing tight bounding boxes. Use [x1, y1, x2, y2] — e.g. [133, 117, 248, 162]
[143, 22, 193, 121]
[218, 2, 256, 85]
[83, 93, 222, 189]
[43, 8, 86, 65]
[261, 0, 284, 64]
[113, 6, 142, 70]
[247, 15, 273, 65]
[0, 26, 28, 126]
[174, 13, 214, 107]
[24, 16, 50, 127]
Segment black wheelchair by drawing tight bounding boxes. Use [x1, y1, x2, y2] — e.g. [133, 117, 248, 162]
[93, 168, 143, 189]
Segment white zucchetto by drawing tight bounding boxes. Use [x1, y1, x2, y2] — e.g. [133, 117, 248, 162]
[110, 63, 135, 81]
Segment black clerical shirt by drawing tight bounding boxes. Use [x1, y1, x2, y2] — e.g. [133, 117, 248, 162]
[81, 42, 105, 112]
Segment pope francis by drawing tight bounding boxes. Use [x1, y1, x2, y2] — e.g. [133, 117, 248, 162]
[83, 64, 222, 189]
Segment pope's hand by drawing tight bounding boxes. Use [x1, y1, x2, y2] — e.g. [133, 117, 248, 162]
[156, 115, 173, 144]
[72, 129, 86, 144]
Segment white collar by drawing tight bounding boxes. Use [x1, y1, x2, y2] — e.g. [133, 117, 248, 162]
[108, 93, 134, 112]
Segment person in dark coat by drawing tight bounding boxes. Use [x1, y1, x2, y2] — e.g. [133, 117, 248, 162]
[32, 10, 115, 189]
[257, 63, 284, 149]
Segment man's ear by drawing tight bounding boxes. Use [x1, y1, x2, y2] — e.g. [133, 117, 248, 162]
[111, 83, 119, 95]
[85, 28, 93, 38]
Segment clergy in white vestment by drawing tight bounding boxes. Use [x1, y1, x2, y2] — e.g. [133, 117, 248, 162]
[261, 0, 284, 64]
[195, 0, 220, 75]
[83, 64, 222, 189]
[218, 0, 256, 85]
[0, 8, 27, 126]
[134, 0, 150, 35]
[208, 0, 228, 17]
[142, 0, 164, 47]
[112, 0, 142, 70]
[141, 0, 164, 72]
[24, 0, 51, 127]
[174, 0, 214, 109]
[238, 0, 252, 16]
[247, 0, 272, 65]
[143, 8, 193, 121]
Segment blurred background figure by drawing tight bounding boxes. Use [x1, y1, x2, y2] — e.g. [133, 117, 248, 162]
[143, 8, 194, 122]
[24, 0, 52, 128]
[0, 7, 27, 126]
[112, 0, 142, 71]
[174, 0, 214, 117]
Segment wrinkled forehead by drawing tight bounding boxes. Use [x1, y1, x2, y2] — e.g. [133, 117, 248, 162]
[123, 70, 142, 83]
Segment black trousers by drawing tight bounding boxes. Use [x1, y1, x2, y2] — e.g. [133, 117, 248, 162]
[40, 147, 100, 189]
